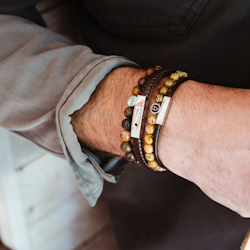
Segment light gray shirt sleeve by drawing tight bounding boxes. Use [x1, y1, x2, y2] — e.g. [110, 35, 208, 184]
[0, 15, 137, 206]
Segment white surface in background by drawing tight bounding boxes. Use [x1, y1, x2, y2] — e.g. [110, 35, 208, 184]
[10, 132, 45, 171]
[0, 128, 31, 250]
[0, 128, 112, 250]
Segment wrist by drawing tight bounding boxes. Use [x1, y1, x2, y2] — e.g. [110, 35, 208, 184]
[157, 79, 196, 176]
[71, 67, 145, 156]
[157, 79, 248, 178]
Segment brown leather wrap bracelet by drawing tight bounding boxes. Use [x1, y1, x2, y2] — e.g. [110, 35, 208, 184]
[153, 76, 190, 169]
[132, 68, 176, 169]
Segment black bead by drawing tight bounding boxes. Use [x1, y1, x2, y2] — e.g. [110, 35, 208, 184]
[124, 107, 133, 118]
[122, 119, 131, 130]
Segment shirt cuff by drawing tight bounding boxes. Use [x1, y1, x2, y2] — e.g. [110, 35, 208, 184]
[56, 55, 137, 206]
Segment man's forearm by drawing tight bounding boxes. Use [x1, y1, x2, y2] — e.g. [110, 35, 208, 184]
[71, 67, 146, 155]
[159, 80, 250, 217]
[71, 67, 250, 217]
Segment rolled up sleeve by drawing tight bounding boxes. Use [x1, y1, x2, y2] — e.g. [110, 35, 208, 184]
[0, 15, 137, 206]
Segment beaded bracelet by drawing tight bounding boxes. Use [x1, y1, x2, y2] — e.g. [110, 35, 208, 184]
[143, 70, 188, 170]
[120, 67, 159, 163]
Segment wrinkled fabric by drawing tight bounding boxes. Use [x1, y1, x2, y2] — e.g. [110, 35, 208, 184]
[0, 15, 136, 206]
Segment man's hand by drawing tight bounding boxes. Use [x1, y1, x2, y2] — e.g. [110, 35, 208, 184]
[71, 66, 250, 217]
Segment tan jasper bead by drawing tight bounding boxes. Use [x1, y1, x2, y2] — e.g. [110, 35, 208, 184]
[144, 144, 153, 154]
[132, 86, 140, 96]
[159, 86, 168, 95]
[182, 72, 188, 77]
[144, 134, 153, 144]
[156, 166, 165, 172]
[121, 130, 131, 142]
[176, 70, 184, 77]
[155, 94, 163, 103]
[145, 124, 155, 134]
[148, 115, 156, 125]
[164, 79, 173, 88]
[170, 72, 179, 81]
[148, 160, 158, 169]
[145, 153, 155, 161]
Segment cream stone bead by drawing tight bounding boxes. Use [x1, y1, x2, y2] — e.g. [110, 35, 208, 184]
[144, 144, 153, 154]
[144, 134, 153, 144]
[145, 153, 155, 161]
[176, 70, 184, 77]
[148, 115, 156, 125]
[148, 160, 158, 169]
[145, 124, 155, 134]
[155, 94, 163, 103]
[170, 72, 179, 81]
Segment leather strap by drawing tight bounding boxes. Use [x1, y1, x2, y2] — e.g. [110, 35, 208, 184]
[153, 124, 164, 168]
[132, 68, 175, 169]
[153, 77, 190, 169]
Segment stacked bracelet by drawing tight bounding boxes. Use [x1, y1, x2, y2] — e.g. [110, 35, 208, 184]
[120, 67, 175, 170]
[132, 68, 176, 171]
[120, 67, 189, 172]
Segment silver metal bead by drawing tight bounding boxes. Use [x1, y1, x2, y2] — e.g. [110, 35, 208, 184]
[150, 103, 160, 115]
[127, 96, 137, 107]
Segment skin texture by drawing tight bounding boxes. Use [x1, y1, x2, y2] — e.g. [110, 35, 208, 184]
[158, 80, 250, 217]
[71, 67, 145, 155]
[71, 67, 250, 218]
